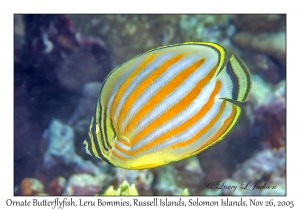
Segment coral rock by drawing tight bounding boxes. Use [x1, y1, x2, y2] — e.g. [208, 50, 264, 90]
[233, 31, 286, 61]
[48, 176, 67, 196]
[55, 50, 107, 92]
[63, 173, 107, 195]
[203, 148, 286, 196]
[111, 168, 153, 194]
[246, 76, 286, 148]
[21, 178, 44, 196]
[232, 15, 284, 33]
[154, 157, 203, 195]
[233, 148, 285, 182]
[68, 82, 102, 133]
[43, 119, 102, 175]
[43, 119, 77, 168]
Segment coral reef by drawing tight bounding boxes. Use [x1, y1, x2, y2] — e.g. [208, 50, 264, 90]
[110, 168, 154, 195]
[251, 53, 284, 83]
[204, 147, 286, 196]
[102, 181, 190, 196]
[200, 148, 285, 196]
[21, 15, 111, 92]
[232, 15, 286, 63]
[70, 15, 233, 65]
[246, 76, 286, 148]
[14, 14, 112, 186]
[154, 156, 204, 195]
[232, 148, 285, 183]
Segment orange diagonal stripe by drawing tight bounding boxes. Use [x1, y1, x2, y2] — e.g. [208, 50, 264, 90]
[134, 80, 222, 155]
[115, 142, 133, 156]
[119, 54, 184, 132]
[128, 58, 208, 144]
[117, 136, 131, 147]
[131, 62, 218, 146]
[171, 100, 227, 149]
[111, 149, 127, 161]
[110, 53, 157, 129]
[193, 104, 237, 152]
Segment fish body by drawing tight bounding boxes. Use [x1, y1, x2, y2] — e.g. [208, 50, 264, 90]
[83, 42, 251, 170]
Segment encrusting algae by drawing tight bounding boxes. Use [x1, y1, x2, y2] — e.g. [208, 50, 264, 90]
[100, 180, 189, 196]
[102, 180, 139, 196]
[181, 188, 190, 196]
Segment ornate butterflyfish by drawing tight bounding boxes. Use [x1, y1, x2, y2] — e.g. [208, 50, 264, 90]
[83, 42, 252, 170]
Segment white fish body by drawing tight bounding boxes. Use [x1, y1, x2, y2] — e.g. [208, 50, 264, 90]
[83, 42, 251, 170]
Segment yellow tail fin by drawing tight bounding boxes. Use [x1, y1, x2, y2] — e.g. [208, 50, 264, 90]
[217, 54, 252, 102]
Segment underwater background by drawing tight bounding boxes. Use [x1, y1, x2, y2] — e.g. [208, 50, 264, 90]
[14, 14, 286, 196]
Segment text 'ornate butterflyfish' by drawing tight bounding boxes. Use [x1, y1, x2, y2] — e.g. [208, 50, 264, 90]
[83, 42, 252, 170]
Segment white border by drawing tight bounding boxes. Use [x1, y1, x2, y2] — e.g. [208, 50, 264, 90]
[0, 1, 297, 210]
